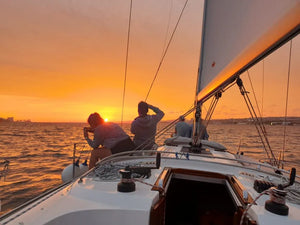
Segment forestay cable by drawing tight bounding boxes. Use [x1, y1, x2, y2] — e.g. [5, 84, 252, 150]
[145, 0, 189, 101]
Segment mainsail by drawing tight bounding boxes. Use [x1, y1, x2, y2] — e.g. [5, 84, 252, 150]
[197, 0, 300, 103]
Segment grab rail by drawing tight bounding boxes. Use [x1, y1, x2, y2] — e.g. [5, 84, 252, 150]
[79, 148, 299, 181]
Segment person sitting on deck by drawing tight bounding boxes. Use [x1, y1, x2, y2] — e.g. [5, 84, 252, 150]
[131, 101, 164, 149]
[175, 116, 192, 137]
[84, 112, 135, 169]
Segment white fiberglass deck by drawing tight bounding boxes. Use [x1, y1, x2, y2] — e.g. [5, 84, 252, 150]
[1, 146, 300, 225]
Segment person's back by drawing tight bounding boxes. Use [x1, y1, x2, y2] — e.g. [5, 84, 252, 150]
[92, 122, 129, 150]
[174, 116, 192, 138]
[131, 102, 164, 149]
[175, 121, 192, 137]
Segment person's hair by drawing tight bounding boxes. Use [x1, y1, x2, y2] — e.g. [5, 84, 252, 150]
[87, 112, 104, 127]
[138, 101, 148, 116]
[179, 116, 185, 121]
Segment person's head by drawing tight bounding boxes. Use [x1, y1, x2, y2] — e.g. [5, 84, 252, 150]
[87, 112, 104, 128]
[179, 116, 185, 121]
[138, 101, 148, 116]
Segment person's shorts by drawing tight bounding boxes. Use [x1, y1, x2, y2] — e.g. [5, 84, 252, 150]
[111, 137, 135, 154]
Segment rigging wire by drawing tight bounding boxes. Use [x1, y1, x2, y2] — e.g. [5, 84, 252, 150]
[237, 78, 279, 168]
[121, 0, 133, 127]
[204, 93, 221, 124]
[155, 105, 195, 143]
[262, 59, 265, 117]
[223, 81, 236, 92]
[119, 0, 192, 149]
[246, 70, 266, 134]
[194, 93, 220, 145]
[160, 0, 174, 59]
[239, 83, 272, 163]
[145, 0, 189, 101]
[279, 39, 293, 169]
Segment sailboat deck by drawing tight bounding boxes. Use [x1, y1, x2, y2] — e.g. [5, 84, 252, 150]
[1, 146, 300, 225]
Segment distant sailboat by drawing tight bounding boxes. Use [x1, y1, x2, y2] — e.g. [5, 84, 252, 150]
[1, 1, 300, 225]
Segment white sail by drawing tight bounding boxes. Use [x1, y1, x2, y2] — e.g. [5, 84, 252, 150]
[197, 0, 300, 102]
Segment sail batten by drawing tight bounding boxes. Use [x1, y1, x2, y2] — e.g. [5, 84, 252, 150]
[197, 0, 300, 103]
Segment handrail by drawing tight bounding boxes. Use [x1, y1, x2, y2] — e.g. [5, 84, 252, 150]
[87, 149, 299, 181]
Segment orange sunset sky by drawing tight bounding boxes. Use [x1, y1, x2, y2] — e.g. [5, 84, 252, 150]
[0, 0, 299, 122]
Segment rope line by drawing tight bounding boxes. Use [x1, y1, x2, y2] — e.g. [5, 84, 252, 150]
[239, 188, 270, 225]
[133, 178, 165, 195]
[145, 0, 189, 101]
[247, 71, 266, 134]
[262, 60, 265, 117]
[279, 39, 293, 169]
[121, 0, 133, 127]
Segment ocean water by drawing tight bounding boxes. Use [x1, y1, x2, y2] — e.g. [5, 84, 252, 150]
[0, 121, 300, 216]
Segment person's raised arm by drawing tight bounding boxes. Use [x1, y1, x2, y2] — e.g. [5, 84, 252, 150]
[148, 104, 164, 122]
[83, 127, 102, 149]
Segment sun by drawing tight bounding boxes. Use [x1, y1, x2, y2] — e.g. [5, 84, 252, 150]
[104, 118, 109, 122]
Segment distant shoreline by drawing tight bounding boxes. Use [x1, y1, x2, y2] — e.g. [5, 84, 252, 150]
[1, 116, 299, 125]
[208, 117, 300, 125]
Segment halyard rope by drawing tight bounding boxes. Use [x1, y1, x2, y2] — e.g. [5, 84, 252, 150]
[133, 178, 165, 195]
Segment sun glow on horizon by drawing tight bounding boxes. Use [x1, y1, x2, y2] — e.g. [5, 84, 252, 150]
[0, 1, 299, 123]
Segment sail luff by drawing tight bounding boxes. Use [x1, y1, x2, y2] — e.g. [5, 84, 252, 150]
[196, 0, 300, 103]
[195, 0, 208, 101]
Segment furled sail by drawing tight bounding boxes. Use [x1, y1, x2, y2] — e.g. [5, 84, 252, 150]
[196, 0, 300, 103]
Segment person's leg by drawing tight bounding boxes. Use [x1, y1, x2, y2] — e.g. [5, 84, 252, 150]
[89, 147, 112, 169]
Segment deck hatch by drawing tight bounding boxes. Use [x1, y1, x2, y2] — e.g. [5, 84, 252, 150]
[150, 168, 256, 225]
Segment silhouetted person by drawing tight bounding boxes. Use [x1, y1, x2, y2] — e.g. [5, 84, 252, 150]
[84, 112, 135, 169]
[131, 101, 164, 149]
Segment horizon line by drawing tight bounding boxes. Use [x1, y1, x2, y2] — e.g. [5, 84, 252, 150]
[1, 116, 300, 124]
